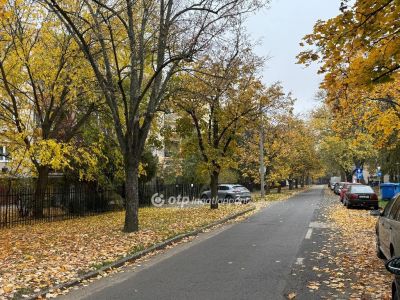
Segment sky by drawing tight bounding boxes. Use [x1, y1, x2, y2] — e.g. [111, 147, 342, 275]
[246, 0, 341, 116]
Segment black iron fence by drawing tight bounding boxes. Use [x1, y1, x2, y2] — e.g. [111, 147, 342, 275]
[0, 183, 207, 228]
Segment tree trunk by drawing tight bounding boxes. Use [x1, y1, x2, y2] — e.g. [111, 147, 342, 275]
[265, 182, 270, 195]
[277, 185, 282, 193]
[345, 170, 353, 182]
[33, 165, 49, 218]
[123, 158, 140, 232]
[295, 178, 299, 189]
[210, 170, 219, 209]
[289, 179, 294, 190]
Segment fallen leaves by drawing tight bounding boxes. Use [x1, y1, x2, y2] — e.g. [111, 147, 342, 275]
[307, 281, 320, 291]
[313, 189, 392, 298]
[0, 205, 248, 299]
[287, 291, 296, 299]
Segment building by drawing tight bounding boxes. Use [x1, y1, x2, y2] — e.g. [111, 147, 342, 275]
[0, 145, 9, 171]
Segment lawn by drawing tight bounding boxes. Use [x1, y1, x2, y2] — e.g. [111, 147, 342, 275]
[379, 199, 389, 209]
[0, 205, 248, 299]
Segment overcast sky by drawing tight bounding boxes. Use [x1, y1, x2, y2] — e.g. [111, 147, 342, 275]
[246, 0, 341, 116]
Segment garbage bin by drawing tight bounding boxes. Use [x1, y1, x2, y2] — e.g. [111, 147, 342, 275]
[380, 183, 398, 200]
[395, 183, 400, 195]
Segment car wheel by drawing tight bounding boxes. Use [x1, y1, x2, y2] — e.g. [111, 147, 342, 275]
[201, 195, 209, 203]
[346, 202, 352, 209]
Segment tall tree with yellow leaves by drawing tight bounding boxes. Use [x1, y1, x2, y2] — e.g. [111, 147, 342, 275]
[0, 2, 98, 217]
[43, 0, 264, 231]
[298, 0, 399, 179]
[173, 39, 266, 208]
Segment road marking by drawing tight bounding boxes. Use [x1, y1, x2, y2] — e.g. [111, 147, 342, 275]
[309, 221, 330, 229]
[295, 257, 304, 265]
[305, 228, 313, 239]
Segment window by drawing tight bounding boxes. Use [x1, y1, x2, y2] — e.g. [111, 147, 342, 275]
[233, 185, 248, 192]
[218, 186, 229, 191]
[349, 185, 374, 193]
[383, 196, 397, 217]
[0, 146, 8, 162]
[389, 196, 400, 219]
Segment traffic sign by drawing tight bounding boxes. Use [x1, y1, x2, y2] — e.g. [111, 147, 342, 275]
[355, 168, 363, 179]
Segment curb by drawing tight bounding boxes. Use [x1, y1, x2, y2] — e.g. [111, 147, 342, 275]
[27, 206, 256, 299]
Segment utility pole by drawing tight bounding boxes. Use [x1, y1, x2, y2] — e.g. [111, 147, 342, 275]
[259, 102, 265, 198]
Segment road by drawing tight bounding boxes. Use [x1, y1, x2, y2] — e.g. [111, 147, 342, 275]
[60, 186, 325, 300]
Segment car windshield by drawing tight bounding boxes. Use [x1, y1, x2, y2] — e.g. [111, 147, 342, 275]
[350, 185, 374, 193]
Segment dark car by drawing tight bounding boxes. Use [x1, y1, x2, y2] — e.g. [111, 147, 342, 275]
[376, 194, 400, 260]
[343, 185, 378, 209]
[339, 182, 361, 202]
[201, 184, 251, 204]
[385, 257, 400, 299]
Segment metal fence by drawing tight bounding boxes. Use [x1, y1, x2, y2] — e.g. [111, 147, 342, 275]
[0, 183, 207, 228]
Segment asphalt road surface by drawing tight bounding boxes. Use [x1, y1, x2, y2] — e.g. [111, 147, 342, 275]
[60, 186, 324, 300]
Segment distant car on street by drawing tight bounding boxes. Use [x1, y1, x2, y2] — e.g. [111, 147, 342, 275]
[339, 182, 361, 202]
[329, 176, 341, 190]
[376, 194, 400, 260]
[343, 185, 378, 209]
[333, 182, 347, 195]
[201, 184, 251, 204]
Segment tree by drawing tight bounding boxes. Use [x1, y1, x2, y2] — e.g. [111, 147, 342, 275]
[173, 41, 266, 208]
[298, 1, 398, 181]
[236, 84, 294, 193]
[310, 104, 377, 182]
[0, 0, 6, 18]
[298, 0, 399, 88]
[298, 0, 400, 143]
[42, 0, 263, 231]
[0, 1, 97, 216]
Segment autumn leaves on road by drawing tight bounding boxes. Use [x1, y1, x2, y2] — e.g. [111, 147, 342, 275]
[287, 189, 391, 300]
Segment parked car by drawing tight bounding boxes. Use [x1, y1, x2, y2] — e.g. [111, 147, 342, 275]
[329, 176, 341, 190]
[376, 194, 400, 260]
[339, 182, 361, 202]
[201, 184, 251, 204]
[385, 256, 400, 299]
[343, 185, 378, 209]
[334, 182, 347, 195]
